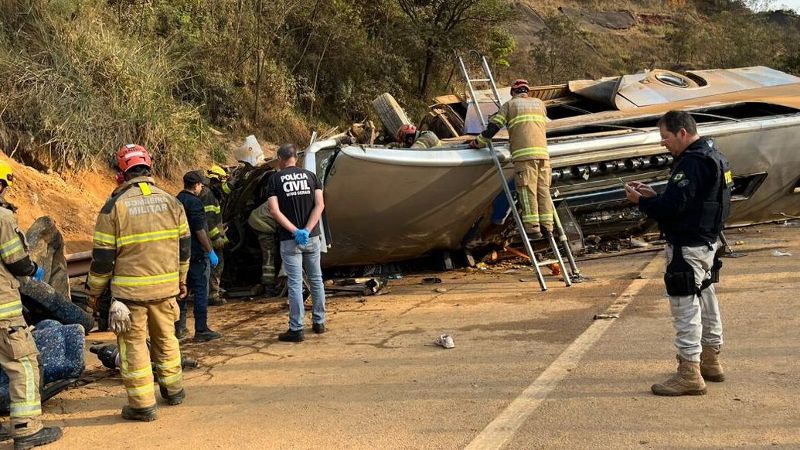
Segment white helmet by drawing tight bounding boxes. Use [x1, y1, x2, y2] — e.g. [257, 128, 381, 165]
[234, 135, 264, 166]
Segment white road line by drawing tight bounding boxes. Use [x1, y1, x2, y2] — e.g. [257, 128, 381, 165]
[465, 254, 664, 450]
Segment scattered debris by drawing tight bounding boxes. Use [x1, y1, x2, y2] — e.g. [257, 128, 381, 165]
[434, 287, 448, 294]
[594, 313, 620, 320]
[772, 250, 792, 257]
[421, 277, 442, 284]
[326, 278, 388, 296]
[434, 334, 455, 349]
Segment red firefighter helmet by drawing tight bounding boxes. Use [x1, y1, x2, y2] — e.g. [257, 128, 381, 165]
[510, 79, 530, 95]
[396, 124, 417, 144]
[116, 144, 152, 173]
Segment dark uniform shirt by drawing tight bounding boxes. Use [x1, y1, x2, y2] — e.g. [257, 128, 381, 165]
[176, 190, 208, 259]
[266, 166, 322, 242]
[638, 137, 719, 246]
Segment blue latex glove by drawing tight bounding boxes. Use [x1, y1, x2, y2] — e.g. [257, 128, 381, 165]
[208, 249, 219, 268]
[293, 228, 310, 246]
[33, 266, 45, 282]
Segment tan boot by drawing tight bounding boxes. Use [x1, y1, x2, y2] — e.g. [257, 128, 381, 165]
[700, 345, 725, 382]
[651, 355, 707, 396]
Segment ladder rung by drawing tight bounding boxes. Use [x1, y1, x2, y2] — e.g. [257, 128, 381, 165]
[468, 78, 491, 83]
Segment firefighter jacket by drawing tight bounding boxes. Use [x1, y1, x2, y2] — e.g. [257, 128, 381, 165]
[198, 186, 224, 242]
[0, 199, 38, 322]
[410, 131, 442, 149]
[87, 177, 191, 302]
[639, 137, 733, 247]
[247, 201, 276, 234]
[476, 95, 548, 162]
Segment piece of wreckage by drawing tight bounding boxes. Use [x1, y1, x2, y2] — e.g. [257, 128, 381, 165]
[0, 216, 89, 414]
[222, 66, 800, 287]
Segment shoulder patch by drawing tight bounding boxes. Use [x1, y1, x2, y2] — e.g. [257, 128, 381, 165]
[672, 172, 685, 182]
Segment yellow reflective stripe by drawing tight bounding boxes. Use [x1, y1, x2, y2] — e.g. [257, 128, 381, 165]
[0, 237, 23, 258]
[724, 171, 733, 184]
[155, 356, 181, 370]
[179, 223, 189, 234]
[507, 114, 546, 128]
[121, 365, 153, 381]
[208, 227, 220, 238]
[87, 272, 111, 289]
[476, 135, 490, 145]
[112, 271, 179, 287]
[10, 401, 41, 418]
[522, 214, 539, 221]
[204, 205, 221, 214]
[158, 373, 182, 387]
[511, 147, 548, 159]
[20, 356, 35, 402]
[93, 231, 116, 246]
[0, 301, 23, 319]
[117, 229, 180, 247]
[222, 183, 231, 194]
[126, 384, 155, 396]
[138, 182, 152, 196]
[490, 114, 506, 126]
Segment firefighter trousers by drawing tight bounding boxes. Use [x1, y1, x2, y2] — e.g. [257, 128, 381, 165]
[208, 251, 224, 300]
[514, 159, 553, 232]
[257, 231, 276, 287]
[0, 318, 42, 437]
[117, 297, 183, 409]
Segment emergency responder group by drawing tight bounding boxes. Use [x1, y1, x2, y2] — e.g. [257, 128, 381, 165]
[1, 77, 731, 443]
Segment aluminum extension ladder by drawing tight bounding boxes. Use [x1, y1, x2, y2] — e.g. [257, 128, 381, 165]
[457, 52, 583, 290]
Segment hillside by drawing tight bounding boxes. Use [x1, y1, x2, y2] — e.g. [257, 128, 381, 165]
[1, 0, 798, 179]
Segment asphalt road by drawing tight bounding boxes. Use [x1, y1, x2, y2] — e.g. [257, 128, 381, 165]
[39, 223, 800, 449]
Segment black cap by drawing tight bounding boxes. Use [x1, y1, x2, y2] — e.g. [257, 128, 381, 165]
[183, 170, 207, 186]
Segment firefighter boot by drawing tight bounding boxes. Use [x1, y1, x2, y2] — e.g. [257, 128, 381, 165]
[13, 427, 63, 450]
[700, 345, 725, 382]
[122, 405, 157, 422]
[160, 385, 186, 406]
[0, 424, 10, 442]
[651, 355, 707, 396]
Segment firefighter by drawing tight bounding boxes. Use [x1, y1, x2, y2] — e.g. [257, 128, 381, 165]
[222, 135, 263, 196]
[86, 144, 190, 421]
[200, 168, 227, 306]
[396, 124, 441, 149]
[469, 79, 552, 240]
[0, 161, 62, 448]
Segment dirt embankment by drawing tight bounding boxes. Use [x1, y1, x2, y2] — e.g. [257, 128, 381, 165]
[1, 151, 181, 253]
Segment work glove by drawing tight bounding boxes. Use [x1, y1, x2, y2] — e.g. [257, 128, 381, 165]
[179, 282, 188, 299]
[32, 266, 45, 282]
[209, 249, 219, 268]
[468, 139, 481, 149]
[108, 300, 132, 335]
[293, 228, 310, 246]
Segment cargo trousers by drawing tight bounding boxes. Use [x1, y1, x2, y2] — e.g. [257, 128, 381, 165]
[0, 317, 42, 437]
[514, 159, 553, 232]
[118, 297, 183, 409]
[664, 242, 724, 362]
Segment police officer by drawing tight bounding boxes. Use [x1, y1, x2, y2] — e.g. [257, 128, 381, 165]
[469, 79, 552, 239]
[0, 161, 62, 448]
[87, 144, 190, 420]
[625, 111, 732, 396]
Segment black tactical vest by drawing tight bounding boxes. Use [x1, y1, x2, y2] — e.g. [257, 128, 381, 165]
[667, 138, 733, 245]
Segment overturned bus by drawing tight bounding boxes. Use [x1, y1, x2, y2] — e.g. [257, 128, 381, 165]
[304, 66, 800, 268]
